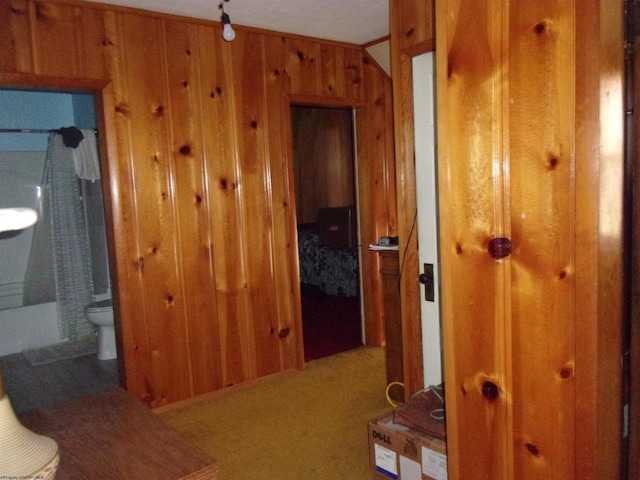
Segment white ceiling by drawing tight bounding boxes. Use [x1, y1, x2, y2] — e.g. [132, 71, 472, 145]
[84, 0, 390, 45]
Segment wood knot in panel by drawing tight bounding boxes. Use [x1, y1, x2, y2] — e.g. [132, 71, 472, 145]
[559, 270, 567, 280]
[482, 381, 500, 401]
[533, 20, 557, 42]
[558, 366, 573, 380]
[363, 56, 371, 65]
[250, 121, 258, 129]
[278, 327, 291, 339]
[548, 155, 559, 169]
[166, 294, 174, 306]
[186, 49, 191, 56]
[195, 194, 202, 204]
[35, 2, 56, 21]
[405, 27, 415, 38]
[296, 51, 314, 64]
[455, 243, 463, 255]
[115, 103, 130, 116]
[135, 257, 145, 271]
[10, 4, 27, 14]
[179, 145, 191, 156]
[154, 105, 165, 116]
[525, 443, 541, 457]
[488, 237, 512, 259]
[182, 81, 189, 88]
[533, 21, 547, 35]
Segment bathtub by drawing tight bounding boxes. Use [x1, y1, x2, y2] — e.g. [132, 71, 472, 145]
[0, 153, 61, 357]
[0, 302, 61, 357]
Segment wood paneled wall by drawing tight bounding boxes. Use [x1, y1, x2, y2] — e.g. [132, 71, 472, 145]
[391, 0, 625, 478]
[0, 0, 396, 407]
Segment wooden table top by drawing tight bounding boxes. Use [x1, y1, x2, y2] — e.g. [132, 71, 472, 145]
[18, 388, 217, 480]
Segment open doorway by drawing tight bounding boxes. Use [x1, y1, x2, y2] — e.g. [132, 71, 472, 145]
[0, 88, 119, 412]
[290, 104, 363, 362]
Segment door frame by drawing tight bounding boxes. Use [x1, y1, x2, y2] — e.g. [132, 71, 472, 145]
[284, 93, 386, 361]
[289, 102, 363, 357]
[0, 72, 126, 385]
[388, 31, 434, 398]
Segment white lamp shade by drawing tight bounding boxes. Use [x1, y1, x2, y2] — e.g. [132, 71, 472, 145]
[0, 396, 59, 479]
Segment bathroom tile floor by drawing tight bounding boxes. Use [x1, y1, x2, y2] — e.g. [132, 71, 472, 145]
[0, 351, 119, 413]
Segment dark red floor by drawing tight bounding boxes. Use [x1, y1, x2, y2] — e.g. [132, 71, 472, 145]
[301, 284, 363, 362]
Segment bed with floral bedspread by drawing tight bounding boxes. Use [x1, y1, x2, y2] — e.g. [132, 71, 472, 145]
[297, 226, 358, 297]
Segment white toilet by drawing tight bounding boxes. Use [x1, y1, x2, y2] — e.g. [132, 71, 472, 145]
[84, 299, 117, 360]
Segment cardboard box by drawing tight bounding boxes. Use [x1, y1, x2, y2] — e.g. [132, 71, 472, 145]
[368, 411, 447, 480]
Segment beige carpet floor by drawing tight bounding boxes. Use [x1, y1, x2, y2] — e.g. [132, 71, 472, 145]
[160, 346, 392, 479]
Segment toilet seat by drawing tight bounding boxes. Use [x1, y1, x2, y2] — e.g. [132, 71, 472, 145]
[84, 299, 116, 360]
[85, 299, 112, 312]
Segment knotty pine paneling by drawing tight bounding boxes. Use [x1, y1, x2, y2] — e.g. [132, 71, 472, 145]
[110, 12, 194, 407]
[0, 0, 107, 79]
[436, 2, 511, 477]
[0, 0, 395, 407]
[509, 3, 576, 478]
[393, 0, 435, 56]
[30, 1, 106, 78]
[261, 33, 302, 370]
[358, 52, 397, 346]
[432, 0, 624, 479]
[163, 21, 223, 397]
[319, 44, 364, 100]
[0, 0, 33, 73]
[288, 37, 322, 96]
[230, 30, 283, 379]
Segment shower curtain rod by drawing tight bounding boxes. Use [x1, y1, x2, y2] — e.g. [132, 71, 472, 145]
[0, 128, 98, 135]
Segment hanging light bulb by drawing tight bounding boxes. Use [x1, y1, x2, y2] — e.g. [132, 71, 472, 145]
[219, 1, 235, 42]
[221, 12, 236, 41]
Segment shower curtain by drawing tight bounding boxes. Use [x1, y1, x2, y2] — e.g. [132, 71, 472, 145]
[23, 132, 95, 341]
